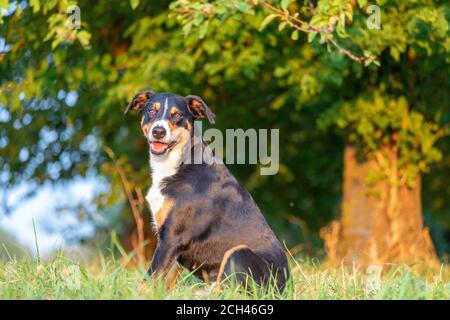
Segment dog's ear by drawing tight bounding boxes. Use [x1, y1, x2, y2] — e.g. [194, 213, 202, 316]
[124, 90, 155, 115]
[185, 95, 216, 124]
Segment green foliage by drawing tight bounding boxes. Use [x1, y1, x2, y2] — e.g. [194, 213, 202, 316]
[0, 0, 449, 254]
[319, 91, 446, 186]
[172, 0, 449, 190]
[171, 0, 378, 64]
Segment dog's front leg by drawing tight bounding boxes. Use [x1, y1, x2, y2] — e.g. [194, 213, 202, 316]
[138, 242, 180, 292]
[146, 240, 179, 281]
[146, 244, 182, 290]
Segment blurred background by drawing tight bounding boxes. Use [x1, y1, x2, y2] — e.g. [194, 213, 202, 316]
[0, 0, 448, 267]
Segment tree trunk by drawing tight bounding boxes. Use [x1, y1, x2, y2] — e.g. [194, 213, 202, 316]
[321, 145, 438, 269]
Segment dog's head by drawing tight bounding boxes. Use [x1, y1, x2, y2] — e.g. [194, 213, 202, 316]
[124, 91, 215, 156]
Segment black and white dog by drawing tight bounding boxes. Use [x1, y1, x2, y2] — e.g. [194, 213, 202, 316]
[125, 90, 289, 290]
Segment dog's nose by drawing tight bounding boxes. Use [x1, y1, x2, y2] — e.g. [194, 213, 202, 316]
[152, 126, 166, 139]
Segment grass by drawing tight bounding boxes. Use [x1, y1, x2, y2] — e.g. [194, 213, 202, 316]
[0, 250, 448, 300]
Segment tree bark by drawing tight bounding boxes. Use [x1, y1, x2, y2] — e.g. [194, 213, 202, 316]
[321, 145, 438, 269]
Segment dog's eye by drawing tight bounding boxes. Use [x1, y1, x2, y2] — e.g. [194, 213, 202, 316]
[149, 108, 157, 116]
[173, 113, 182, 121]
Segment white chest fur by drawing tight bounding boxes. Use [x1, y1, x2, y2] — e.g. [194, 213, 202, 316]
[146, 148, 183, 230]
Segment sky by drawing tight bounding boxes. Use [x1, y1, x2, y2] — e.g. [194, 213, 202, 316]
[0, 177, 103, 257]
[1, 17, 95, 259]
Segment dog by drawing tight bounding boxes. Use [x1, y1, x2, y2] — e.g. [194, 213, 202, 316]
[124, 90, 289, 291]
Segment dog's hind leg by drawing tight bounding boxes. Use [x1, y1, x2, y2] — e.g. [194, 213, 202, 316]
[215, 245, 272, 290]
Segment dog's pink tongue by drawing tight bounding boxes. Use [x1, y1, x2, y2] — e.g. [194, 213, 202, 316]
[151, 142, 167, 153]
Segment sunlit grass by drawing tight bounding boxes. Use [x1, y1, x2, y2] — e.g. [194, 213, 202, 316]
[0, 249, 448, 299]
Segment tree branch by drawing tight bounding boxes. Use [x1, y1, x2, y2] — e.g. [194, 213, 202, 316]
[103, 146, 146, 266]
[260, 0, 369, 64]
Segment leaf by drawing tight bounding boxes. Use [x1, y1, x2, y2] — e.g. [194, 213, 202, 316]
[336, 16, 348, 38]
[182, 21, 193, 37]
[281, 0, 293, 11]
[308, 32, 317, 43]
[0, 0, 8, 10]
[198, 20, 209, 39]
[270, 93, 289, 110]
[51, 38, 62, 49]
[278, 21, 287, 31]
[237, 2, 254, 15]
[390, 47, 400, 62]
[260, 14, 278, 30]
[357, 0, 368, 7]
[130, 0, 140, 10]
[29, 0, 40, 13]
[291, 30, 299, 40]
[77, 30, 91, 46]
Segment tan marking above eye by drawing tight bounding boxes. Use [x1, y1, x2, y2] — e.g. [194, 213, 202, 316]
[170, 106, 180, 115]
[149, 102, 161, 115]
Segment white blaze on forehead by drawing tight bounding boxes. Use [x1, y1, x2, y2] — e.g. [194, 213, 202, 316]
[149, 97, 173, 141]
[162, 97, 169, 118]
